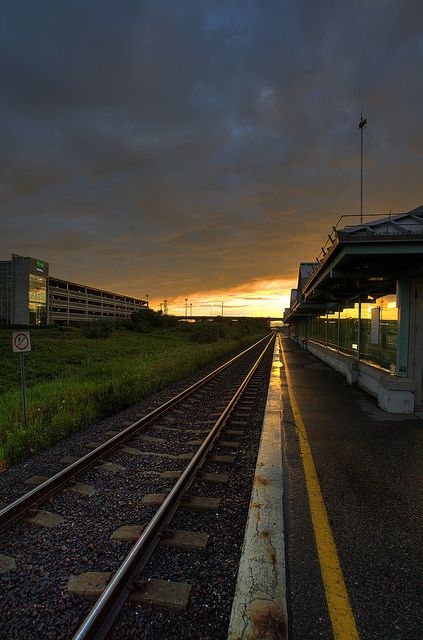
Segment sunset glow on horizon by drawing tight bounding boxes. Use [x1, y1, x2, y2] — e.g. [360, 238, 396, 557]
[150, 277, 295, 318]
[1, 3, 421, 324]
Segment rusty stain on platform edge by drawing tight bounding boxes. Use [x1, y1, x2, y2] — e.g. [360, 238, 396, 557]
[227, 338, 287, 640]
[247, 601, 287, 639]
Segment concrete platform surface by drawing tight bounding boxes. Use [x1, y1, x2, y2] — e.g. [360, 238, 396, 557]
[280, 337, 423, 640]
[228, 337, 287, 640]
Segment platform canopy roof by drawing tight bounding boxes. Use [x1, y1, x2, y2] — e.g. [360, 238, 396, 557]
[337, 205, 423, 240]
[298, 262, 319, 291]
[284, 205, 423, 322]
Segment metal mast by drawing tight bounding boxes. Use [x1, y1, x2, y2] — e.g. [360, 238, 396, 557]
[358, 112, 367, 224]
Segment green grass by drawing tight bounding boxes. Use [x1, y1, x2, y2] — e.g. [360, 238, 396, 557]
[0, 325, 266, 464]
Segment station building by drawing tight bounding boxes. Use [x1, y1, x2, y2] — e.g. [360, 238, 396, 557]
[0, 254, 148, 326]
[283, 205, 423, 413]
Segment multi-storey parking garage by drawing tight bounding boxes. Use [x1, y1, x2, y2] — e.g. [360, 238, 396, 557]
[0, 254, 148, 326]
[48, 276, 147, 325]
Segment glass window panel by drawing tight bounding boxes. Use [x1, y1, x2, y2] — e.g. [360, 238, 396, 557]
[360, 294, 398, 370]
[308, 313, 329, 345]
[379, 294, 398, 369]
[326, 308, 339, 349]
[308, 316, 319, 342]
[339, 298, 359, 356]
[29, 301, 47, 325]
[28, 274, 47, 324]
[319, 314, 327, 344]
[29, 274, 47, 303]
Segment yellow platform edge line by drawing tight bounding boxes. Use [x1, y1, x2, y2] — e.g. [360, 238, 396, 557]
[279, 336, 359, 640]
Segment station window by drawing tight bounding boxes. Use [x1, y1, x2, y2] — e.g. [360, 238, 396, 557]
[338, 298, 359, 356]
[306, 293, 398, 372]
[360, 294, 398, 370]
[326, 307, 339, 349]
[29, 274, 47, 325]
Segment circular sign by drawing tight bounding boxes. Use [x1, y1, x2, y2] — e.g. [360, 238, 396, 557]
[13, 332, 29, 351]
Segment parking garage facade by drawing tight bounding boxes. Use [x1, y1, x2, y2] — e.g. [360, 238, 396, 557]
[0, 254, 148, 326]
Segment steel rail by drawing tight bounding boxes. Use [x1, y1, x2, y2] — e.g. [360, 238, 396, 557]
[0, 333, 273, 534]
[72, 332, 275, 640]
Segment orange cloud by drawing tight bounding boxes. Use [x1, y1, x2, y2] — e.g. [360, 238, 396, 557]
[151, 276, 295, 317]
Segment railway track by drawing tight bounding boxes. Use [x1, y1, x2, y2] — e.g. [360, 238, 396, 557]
[0, 333, 275, 640]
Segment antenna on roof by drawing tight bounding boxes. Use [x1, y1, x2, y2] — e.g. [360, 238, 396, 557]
[358, 112, 367, 224]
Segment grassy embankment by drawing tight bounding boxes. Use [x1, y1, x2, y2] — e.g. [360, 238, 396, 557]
[0, 322, 267, 464]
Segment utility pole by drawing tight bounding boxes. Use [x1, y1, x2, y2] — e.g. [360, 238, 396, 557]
[221, 301, 224, 317]
[185, 298, 188, 318]
[358, 112, 367, 224]
[190, 302, 192, 317]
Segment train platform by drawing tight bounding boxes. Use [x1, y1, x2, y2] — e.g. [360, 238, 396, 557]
[229, 336, 422, 639]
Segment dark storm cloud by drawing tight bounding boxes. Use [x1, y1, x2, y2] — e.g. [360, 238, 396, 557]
[0, 0, 422, 298]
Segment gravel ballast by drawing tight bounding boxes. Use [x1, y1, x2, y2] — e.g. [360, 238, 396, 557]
[0, 338, 274, 639]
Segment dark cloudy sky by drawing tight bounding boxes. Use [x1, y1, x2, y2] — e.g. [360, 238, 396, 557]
[1, 1, 422, 315]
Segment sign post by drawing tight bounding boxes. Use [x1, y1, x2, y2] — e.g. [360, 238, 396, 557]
[12, 331, 31, 429]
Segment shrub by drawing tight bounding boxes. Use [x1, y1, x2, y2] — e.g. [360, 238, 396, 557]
[135, 321, 152, 333]
[131, 309, 179, 331]
[190, 322, 220, 343]
[115, 319, 135, 331]
[81, 319, 113, 338]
